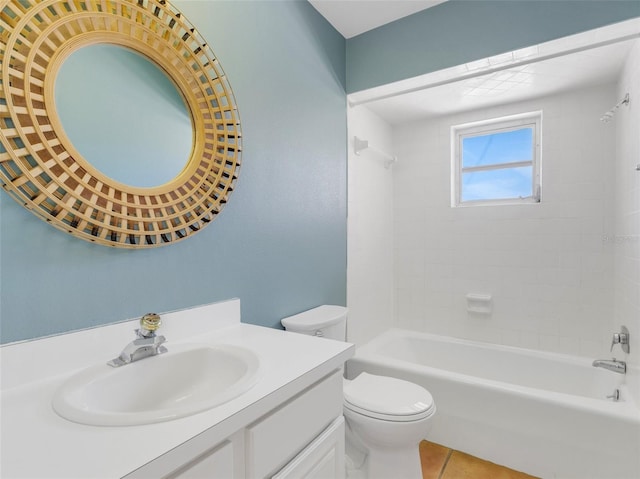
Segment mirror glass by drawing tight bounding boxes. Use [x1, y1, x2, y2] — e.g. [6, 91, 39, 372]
[55, 44, 193, 188]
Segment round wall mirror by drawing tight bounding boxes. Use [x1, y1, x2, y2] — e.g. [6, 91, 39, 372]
[55, 44, 193, 189]
[0, 0, 242, 248]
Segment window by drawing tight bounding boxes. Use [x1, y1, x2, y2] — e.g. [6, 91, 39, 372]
[452, 112, 541, 206]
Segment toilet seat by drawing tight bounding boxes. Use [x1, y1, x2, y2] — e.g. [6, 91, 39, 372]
[343, 373, 435, 422]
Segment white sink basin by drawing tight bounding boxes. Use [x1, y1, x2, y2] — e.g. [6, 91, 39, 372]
[52, 343, 260, 426]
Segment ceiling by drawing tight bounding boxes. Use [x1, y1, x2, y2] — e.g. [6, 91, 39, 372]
[364, 38, 637, 124]
[308, 0, 446, 38]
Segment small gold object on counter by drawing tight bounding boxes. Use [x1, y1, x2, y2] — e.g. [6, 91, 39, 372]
[141, 313, 161, 332]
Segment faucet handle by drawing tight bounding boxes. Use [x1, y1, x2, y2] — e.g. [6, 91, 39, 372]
[610, 326, 630, 353]
[610, 334, 620, 351]
[140, 313, 161, 335]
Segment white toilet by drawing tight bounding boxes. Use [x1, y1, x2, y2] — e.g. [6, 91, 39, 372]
[281, 305, 436, 479]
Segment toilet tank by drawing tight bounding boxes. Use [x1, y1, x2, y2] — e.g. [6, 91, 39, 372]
[280, 305, 347, 341]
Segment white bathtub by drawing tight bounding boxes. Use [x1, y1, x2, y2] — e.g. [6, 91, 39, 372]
[346, 329, 640, 479]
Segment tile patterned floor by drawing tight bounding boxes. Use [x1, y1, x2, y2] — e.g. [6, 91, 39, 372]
[420, 441, 539, 479]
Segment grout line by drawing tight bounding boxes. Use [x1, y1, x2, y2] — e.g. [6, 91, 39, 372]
[437, 449, 453, 479]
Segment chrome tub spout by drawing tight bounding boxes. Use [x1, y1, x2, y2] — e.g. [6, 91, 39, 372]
[592, 358, 626, 374]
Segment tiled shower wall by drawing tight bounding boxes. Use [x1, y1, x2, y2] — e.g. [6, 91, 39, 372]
[614, 40, 640, 371]
[347, 106, 395, 346]
[392, 83, 618, 357]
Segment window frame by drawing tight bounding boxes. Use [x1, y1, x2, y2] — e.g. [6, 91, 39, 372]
[451, 112, 542, 207]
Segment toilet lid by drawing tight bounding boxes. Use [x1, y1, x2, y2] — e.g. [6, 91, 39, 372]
[343, 373, 435, 421]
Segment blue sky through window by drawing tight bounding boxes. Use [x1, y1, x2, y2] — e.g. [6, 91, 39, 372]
[460, 126, 534, 202]
[462, 127, 533, 168]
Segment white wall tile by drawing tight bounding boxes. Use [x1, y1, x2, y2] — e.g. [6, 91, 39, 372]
[347, 105, 395, 346]
[613, 40, 640, 369]
[392, 83, 618, 356]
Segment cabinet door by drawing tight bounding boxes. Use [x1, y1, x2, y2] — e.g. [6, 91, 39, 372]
[165, 440, 234, 479]
[272, 416, 345, 479]
[246, 371, 343, 478]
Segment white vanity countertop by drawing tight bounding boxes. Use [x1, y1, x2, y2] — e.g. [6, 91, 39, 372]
[0, 300, 354, 479]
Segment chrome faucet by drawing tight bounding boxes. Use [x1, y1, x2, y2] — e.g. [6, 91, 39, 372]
[592, 358, 626, 374]
[107, 313, 167, 367]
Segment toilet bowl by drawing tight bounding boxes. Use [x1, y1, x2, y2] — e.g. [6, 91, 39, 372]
[343, 373, 435, 479]
[280, 305, 437, 479]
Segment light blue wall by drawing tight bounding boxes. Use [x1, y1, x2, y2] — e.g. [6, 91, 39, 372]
[346, 0, 640, 93]
[0, 0, 346, 343]
[4, 0, 637, 343]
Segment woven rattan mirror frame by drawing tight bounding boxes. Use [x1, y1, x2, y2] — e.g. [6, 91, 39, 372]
[0, 0, 241, 248]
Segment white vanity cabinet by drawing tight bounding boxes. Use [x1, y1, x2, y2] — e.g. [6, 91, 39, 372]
[129, 370, 345, 479]
[1, 300, 354, 479]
